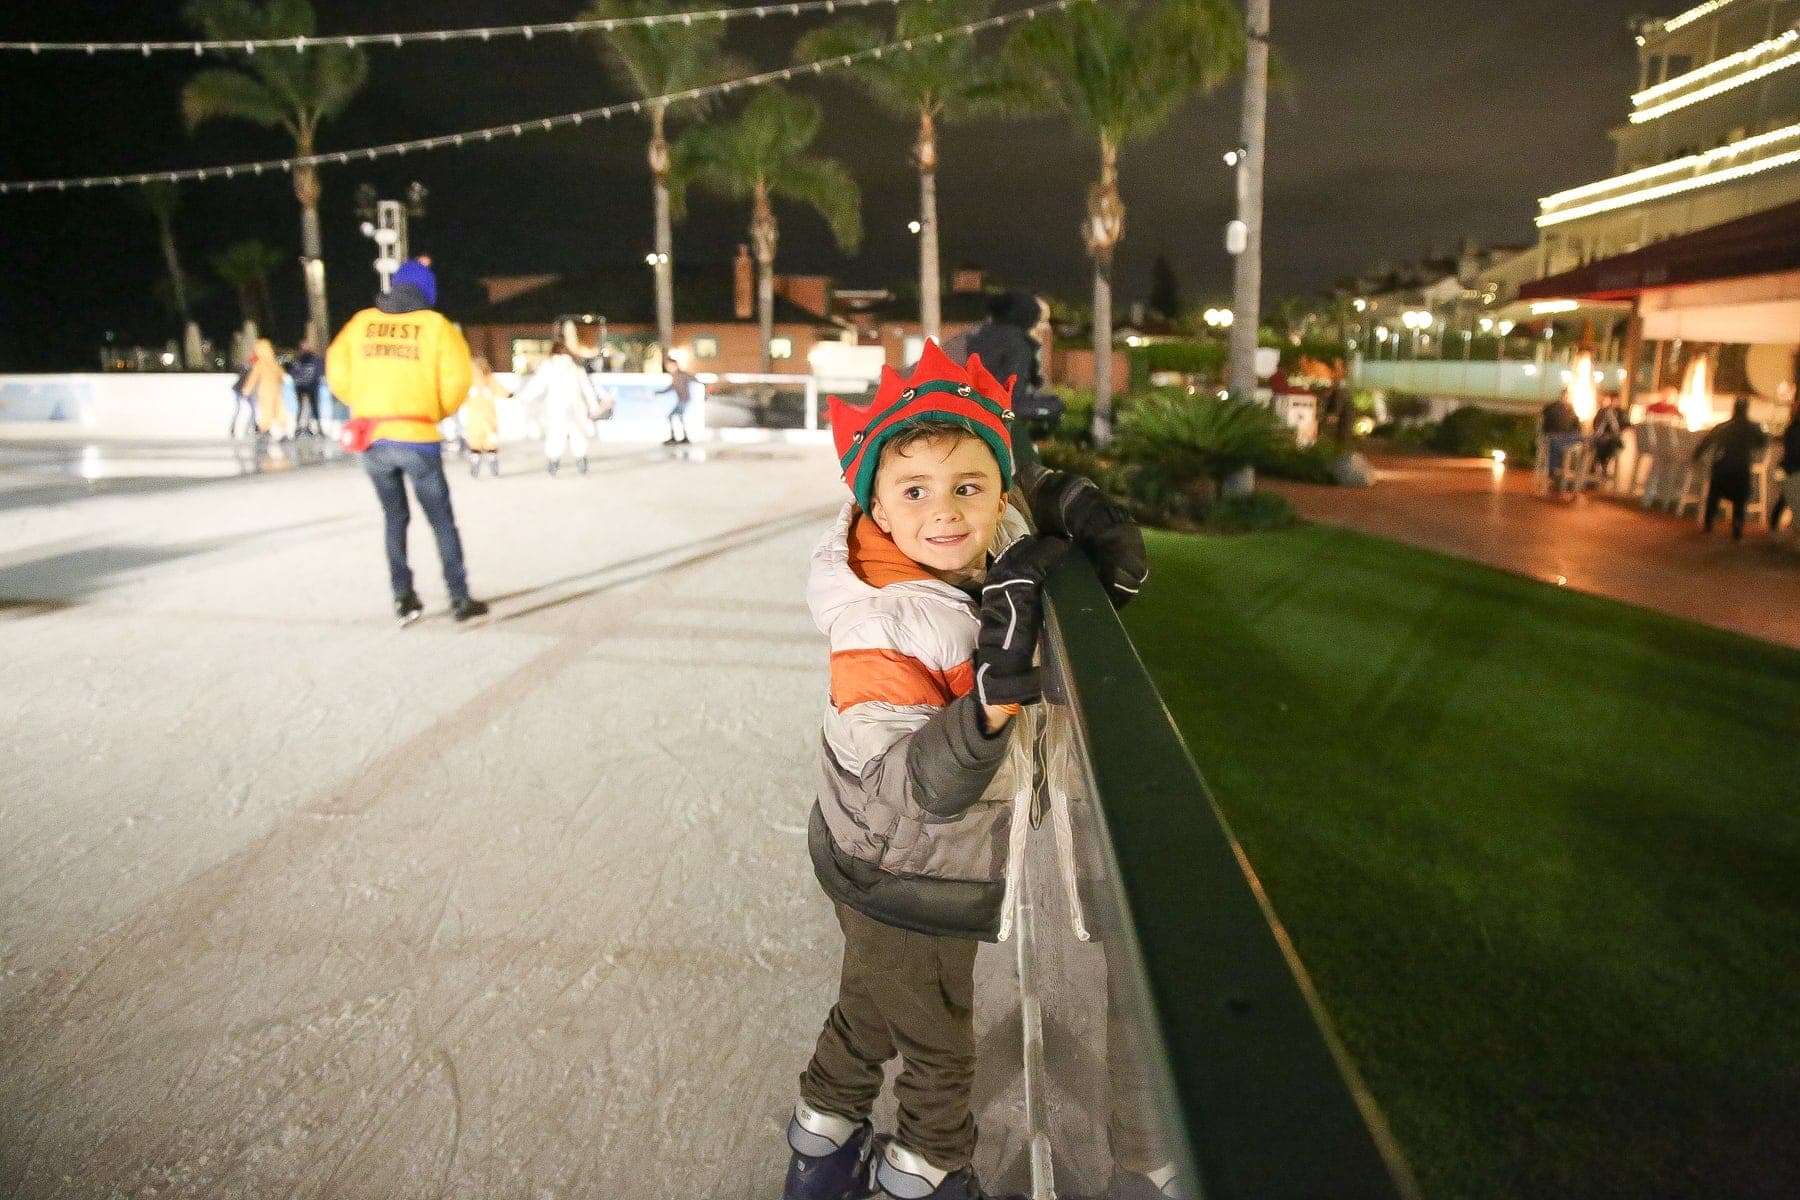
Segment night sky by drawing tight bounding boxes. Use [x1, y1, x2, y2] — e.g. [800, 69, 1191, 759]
[0, 0, 1653, 369]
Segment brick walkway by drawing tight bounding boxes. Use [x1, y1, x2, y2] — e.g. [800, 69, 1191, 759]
[1266, 452, 1800, 650]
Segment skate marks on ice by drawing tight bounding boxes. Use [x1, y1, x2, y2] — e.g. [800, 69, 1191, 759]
[0, 447, 855, 1197]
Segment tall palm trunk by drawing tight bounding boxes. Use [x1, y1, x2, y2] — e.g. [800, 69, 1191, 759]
[294, 126, 329, 345]
[154, 215, 204, 368]
[751, 179, 778, 375]
[916, 109, 941, 343]
[1085, 136, 1124, 445]
[649, 103, 675, 362]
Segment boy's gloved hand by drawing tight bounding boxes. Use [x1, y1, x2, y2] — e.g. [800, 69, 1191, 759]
[1027, 470, 1147, 608]
[974, 535, 1067, 708]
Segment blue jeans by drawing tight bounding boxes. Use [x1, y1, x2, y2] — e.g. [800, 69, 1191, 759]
[362, 441, 469, 603]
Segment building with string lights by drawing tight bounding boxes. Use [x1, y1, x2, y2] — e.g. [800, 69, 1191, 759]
[1530, 0, 1800, 275]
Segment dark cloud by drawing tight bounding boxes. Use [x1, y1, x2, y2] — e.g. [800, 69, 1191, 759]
[0, 0, 1651, 368]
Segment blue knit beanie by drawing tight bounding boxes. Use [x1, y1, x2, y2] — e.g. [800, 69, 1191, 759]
[392, 259, 437, 306]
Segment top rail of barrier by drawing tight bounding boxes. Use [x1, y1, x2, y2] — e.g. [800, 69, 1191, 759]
[1017, 437, 1420, 1199]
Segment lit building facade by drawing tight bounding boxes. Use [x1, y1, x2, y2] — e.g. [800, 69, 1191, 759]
[1534, 0, 1800, 273]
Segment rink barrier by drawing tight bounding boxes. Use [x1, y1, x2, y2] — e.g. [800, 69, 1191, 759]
[1017, 438, 1420, 1199]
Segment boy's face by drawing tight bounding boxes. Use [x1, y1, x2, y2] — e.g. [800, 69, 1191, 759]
[868, 433, 1007, 585]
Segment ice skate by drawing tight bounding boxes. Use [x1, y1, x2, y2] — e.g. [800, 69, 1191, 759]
[394, 592, 423, 624]
[488, 454, 500, 477]
[547, 458, 559, 477]
[784, 1102, 877, 1200]
[577, 455, 589, 474]
[873, 1142, 1019, 1200]
[452, 597, 489, 623]
[470, 457, 482, 479]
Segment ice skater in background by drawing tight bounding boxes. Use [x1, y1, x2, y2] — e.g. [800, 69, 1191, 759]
[658, 353, 701, 445]
[288, 339, 325, 436]
[243, 338, 291, 443]
[228, 350, 259, 439]
[514, 344, 601, 475]
[462, 356, 508, 478]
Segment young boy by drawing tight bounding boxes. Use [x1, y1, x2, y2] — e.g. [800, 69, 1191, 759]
[787, 341, 1145, 1200]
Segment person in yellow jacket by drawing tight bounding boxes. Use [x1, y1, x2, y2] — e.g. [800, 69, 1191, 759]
[240, 338, 290, 442]
[461, 356, 507, 478]
[326, 259, 488, 623]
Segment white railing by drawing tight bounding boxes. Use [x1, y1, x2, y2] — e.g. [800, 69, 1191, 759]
[1350, 357, 1625, 408]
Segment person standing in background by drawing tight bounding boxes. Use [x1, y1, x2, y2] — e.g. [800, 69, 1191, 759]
[288, 339, 325, 437]
[658, 353, 701, 446]
[245, 337, 291, 443]
[1770, 394, 1799, 533]
[1694, 396, 1769, 542]
[326, 258, 488, 623]
[462, 356, 508, 478]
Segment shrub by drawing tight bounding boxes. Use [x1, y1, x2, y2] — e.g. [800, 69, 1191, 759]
[1385, 393, 1431, 423]
[1258, 437, 1342, 485]
[1115, 390, 1288, 498]
[1202, 490, 1297, 532]
[1143, 339, 1227, 377]
[1428, 405, 1537, 460]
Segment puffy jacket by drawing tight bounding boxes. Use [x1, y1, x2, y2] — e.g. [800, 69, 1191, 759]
[806, 501, 1036, 941]
[325, 302, 472, 444]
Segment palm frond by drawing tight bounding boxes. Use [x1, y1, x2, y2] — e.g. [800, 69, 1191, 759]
[182, 67, 292, 133]
[775, 157, 862, 255]
[583, 0, 750, 123]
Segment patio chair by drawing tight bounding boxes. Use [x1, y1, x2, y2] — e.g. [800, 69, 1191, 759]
[1624, 424, 1654, 499]
[1532, 437, 1551, 493]
[1741, 442, 1779, 527]
[1677, 444, 1712, 520]
[1640, 420, 1672, 508]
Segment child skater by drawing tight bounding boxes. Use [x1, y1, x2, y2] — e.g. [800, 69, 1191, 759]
[785, 341, 1146, 1200]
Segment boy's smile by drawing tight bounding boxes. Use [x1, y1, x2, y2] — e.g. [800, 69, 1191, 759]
[868, 433, 1007, 586]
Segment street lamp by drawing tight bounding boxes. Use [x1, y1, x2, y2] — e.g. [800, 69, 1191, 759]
[356, 181, 428, 293]
[1401, 308, 1432, 358]
[1203, 307, 1234, 328]
[907, 219, 922, 235]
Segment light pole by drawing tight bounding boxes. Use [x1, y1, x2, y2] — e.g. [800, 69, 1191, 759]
[1401, 309, 1431, 359]
[356, 181, 428, 294]
[1225, 0, 1270, 403]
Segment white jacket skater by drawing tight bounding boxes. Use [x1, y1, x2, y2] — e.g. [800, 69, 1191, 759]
[516, 346, 601, 474]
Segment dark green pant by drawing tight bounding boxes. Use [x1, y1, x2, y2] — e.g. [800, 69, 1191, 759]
[799, 902, 980, 1172]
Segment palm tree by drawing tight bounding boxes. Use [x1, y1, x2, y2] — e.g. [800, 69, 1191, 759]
[795, 0, 1020, 341]
[181, 0, 368, 345]
[1005, 0, 1243, 444]
[135, 182, 205, 367]
[672, 89, 862, 372]
[584, 0, 749, 366]
[213, 239, 286, 332]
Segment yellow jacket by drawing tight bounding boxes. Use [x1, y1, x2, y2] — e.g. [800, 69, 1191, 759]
[325, 306, 473, 444]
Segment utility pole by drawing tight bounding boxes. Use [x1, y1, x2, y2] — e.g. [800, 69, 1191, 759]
[1225, 0, 1270, 404]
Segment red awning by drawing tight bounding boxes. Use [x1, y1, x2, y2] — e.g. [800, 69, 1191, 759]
[1518, 200, 1800, 302]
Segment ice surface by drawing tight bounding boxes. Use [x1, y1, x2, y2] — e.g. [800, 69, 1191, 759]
[0, 443, 1111, 1198]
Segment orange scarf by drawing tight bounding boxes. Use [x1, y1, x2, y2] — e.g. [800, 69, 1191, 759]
[847, 512, 937, 588]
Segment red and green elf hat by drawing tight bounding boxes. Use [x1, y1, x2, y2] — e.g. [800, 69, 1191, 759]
[828, 338, 1016, 512]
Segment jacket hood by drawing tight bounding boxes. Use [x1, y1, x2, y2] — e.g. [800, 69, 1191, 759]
[377, 283, 432, 314]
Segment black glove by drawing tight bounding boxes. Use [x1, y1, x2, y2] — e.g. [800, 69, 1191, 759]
[1027, 470, 1147, 608]
[974, 535, 1067, 708]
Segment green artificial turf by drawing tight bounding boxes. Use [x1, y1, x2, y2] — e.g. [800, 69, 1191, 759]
[1121, 524, 1800, 1200]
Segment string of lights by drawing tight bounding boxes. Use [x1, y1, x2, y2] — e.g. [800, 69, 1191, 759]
[0, 0, 1076, 196]
[0, 0, 902, 56]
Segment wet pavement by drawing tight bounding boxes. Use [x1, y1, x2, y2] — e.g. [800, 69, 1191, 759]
[1267, 452, 1800, 650]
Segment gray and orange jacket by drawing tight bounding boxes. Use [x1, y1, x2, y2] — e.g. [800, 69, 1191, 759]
[805, 501, 1036, 941]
